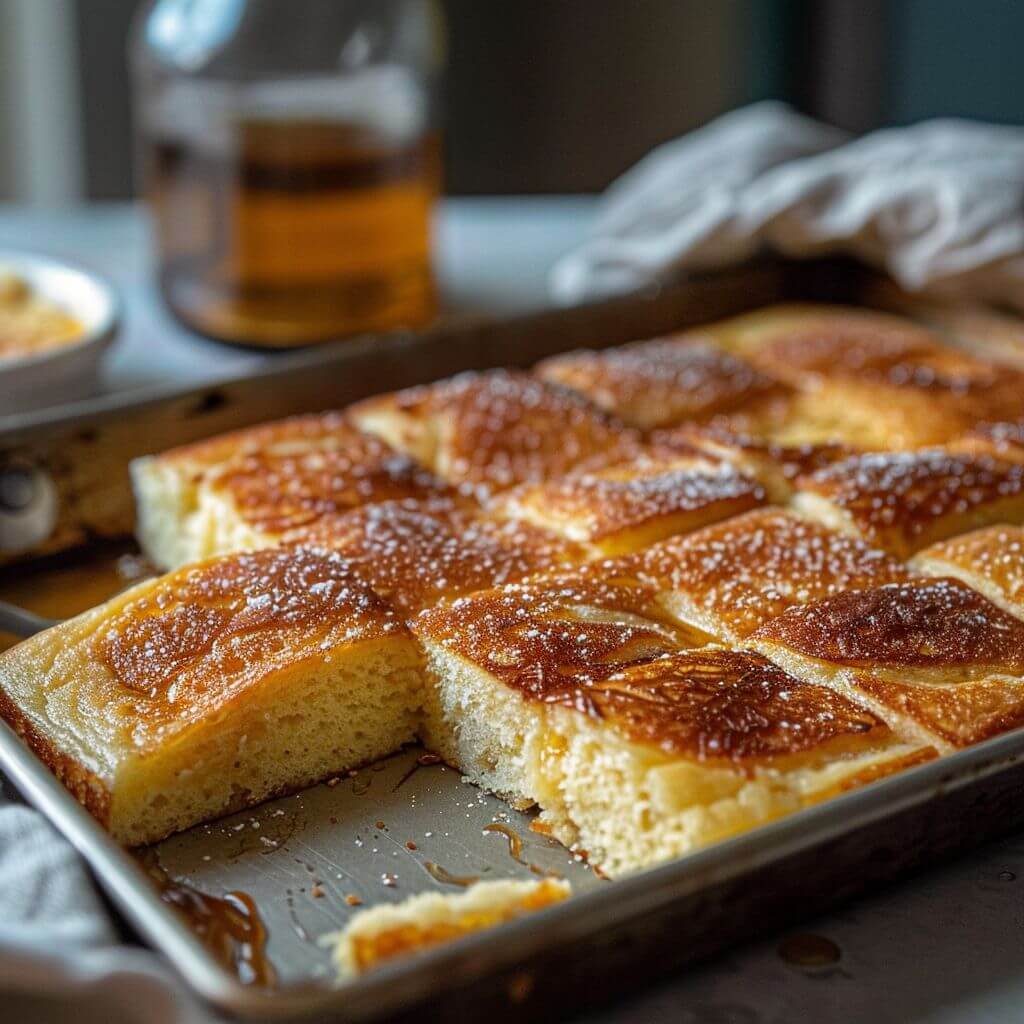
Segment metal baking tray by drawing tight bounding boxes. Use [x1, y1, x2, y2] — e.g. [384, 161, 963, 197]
[5, 258, 1024, 1021]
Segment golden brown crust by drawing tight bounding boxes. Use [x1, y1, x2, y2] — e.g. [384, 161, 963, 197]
[954, 419, 1024, 462]
[659, 425, 856, 499]
[414, 569, 713, 709]
[351, 370, 642, 497]
[627, 508, 912, 640]
[493, 456, 765, 551]
[171, 413, 459, 537]
[0, 686, 111, 826]
[301, 501, 578, 616]
[94, 548, 404, 751]
[795, 449, 1024, 556]
[849, 672, 1024, 748]
[815, 745, 938, 798]
[914, 525, 1024, 613]
[722, 306, 1024, 447]
[156, 411, 354, 467]
[752, 578, 1024, 676]
[738, 307, 1010, 402]
[587, 649, 887, 762]
[535, 335, 790, 429]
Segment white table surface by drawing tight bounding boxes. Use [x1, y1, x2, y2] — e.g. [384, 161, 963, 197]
[1, 198, 1023, 1024]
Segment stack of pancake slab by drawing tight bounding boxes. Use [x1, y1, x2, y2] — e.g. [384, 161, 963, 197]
[6, 303, 1024, 876]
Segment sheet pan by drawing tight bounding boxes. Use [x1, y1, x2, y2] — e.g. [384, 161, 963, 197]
[4, 258, 1020, 1021]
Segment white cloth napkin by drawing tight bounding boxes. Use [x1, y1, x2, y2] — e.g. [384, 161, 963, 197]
[0, 801, 213, 1023]
[551, 101, 1024, 312]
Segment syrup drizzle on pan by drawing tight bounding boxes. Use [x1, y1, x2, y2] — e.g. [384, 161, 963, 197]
[138, 851, 275, 986]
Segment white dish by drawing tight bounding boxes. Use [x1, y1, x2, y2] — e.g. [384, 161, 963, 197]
[0, 250, 120, 415]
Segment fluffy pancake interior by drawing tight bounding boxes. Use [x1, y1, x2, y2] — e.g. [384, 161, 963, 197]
[0, 549, 424, 846]
[416, 635, 928, 876]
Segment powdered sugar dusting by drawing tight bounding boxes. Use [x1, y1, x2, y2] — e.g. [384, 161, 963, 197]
[591, 649, 883, 759]
[499, 459, 765, 542]
[632, 508, 911, 638]
[537, 336, 786, 428]
[95, 547, 401, 747]
[415, 570, 711, 710]
[302, 501, 575, 616]
[754, 577, 1024, 673]
[797, 449, 1024, 551]
[375, 370, 642, 497]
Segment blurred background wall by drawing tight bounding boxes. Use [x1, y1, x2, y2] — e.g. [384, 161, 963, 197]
[0, 0, 1021, 205]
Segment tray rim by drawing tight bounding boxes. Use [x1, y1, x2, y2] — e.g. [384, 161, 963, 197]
[5, 717, 1024, 1019]
[3, 256, 1023, 1018]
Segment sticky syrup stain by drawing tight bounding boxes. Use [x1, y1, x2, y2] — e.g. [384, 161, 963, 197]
[483, 822, 563, 879]
[777, 933, 841, 968]
[393, 751, 446, 792]
[0, 546, 156, 652]
[424, 861, 481, 887]
[139, 852, 275, 985]
[482, 823, 527, 864]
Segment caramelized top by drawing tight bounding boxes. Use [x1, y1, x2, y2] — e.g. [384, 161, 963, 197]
[957, 419, 1024, 461]
[495, 459, 765, 544]
[95, 548, 402, 750]
[208, 421, 456, 535]
[745, 310, 1024, 430]
[746, 310, 996, 391]
[797, 449, 1024, 554]
[414, 569, 713, 710]
[535, 336, 787, 429]
[916, 525, 1024, 609]
[753, 577, 1024, 676]
[851, 671, 1024, 748]
[303, 502, 576, 616]
[664, 424, 856, 487]
[363, 370, 641, 497]
[590, 649, 885, 760]
[630, 508, 912, 639]
[159, 411, 356, 468]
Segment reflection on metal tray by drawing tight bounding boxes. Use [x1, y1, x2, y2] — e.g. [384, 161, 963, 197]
[153, 747, 603, 988]
[7, 257, 1024, 1021]
[7, 714, 1024, 1021]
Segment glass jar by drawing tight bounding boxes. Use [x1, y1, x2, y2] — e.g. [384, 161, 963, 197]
[131, 0, 443, 348]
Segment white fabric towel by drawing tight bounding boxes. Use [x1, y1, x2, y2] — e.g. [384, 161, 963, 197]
[551, 101, 1024, 312]
[0, 801, 214, 1023]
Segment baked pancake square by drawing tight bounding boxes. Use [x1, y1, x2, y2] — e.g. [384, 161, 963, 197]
[303, 500, 581, 617]
[132, 412, 457, 570]
[349, 369, 641, 498]
[413, 568, 714, 814]
[491, 453, 766, 557]
[913, 525, 1024, 619]
[413, 581, 930, 874]
[753, 577, 1024, 752]
[714, 304, 1023, 446]
[0, 548, 424, 845]
[535, 334, 790, 429]
[792, 449, 1024, 558]
[657, 424, 855, 501]
[628, 508, 913, 641]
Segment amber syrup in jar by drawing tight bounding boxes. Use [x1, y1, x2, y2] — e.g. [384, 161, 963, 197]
[146, 115, 439, 347]
[133, 0, 445, 347]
